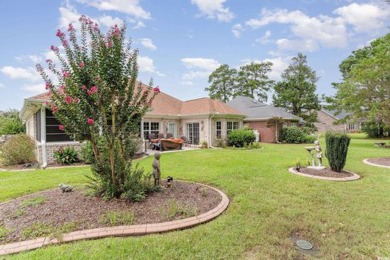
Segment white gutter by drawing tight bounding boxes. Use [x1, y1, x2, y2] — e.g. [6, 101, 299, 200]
[40, 105, 47, 169]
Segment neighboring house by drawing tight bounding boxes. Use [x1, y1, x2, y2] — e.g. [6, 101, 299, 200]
[20, 84, 245, 165]
[315, 109, 363, 133]
[227, 96, 302, 143]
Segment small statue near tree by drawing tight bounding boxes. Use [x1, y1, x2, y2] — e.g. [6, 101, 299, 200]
[152, 152, 161, 186]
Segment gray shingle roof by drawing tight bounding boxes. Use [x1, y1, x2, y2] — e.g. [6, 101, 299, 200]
[321, 109, 350, 120]
[227, 96, 301, 121]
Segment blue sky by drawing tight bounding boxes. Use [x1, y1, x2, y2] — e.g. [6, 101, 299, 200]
[0, 0, 389, 111]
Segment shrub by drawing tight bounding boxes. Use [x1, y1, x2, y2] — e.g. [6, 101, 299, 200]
[227, 129, 256, 147]
[361, 121, 390, 138]
[281, 127, 316, 144]
[0, 134, 35, 165]
[325, 132, 351, 172]
[53, 146, 79, 164]
[80, 141, 94, 164]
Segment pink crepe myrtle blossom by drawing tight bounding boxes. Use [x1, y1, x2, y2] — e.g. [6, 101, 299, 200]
[62, 40, 68, 47]
[90, 86, 98, 93]
[105, 41, 113, 48]
[58, 125, 65, 131]
[87, 90, 92, 95]
[45, 59, 52, 63]
[65, 96, 72, 104]
[87, 118, 94, 125]
[50, 45, 59, 52]
[153, 86, 160, 93]
[62, 69, 70, 78]
[79, 62, 85, 68]
[82, 85, 86, 90]
[45, 83, 51, 90]
[56, 29, 65, 38]
[51, 105, 59, 113]
[73, 97, 80, 104]
[68, 23, 74, 32]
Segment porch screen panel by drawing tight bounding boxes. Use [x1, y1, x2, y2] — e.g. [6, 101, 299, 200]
[46, 109, 73, 142]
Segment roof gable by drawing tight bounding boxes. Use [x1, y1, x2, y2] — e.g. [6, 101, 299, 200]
[227, 96, 301, 121]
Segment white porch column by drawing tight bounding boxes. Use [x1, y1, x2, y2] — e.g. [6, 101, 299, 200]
[40, 106, 47, 167]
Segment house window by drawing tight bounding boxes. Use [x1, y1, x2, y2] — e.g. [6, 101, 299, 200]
[216, 121, 222, 139]
[290, 122, 298, 127]
[186, 123, 200, 145]
[348, 123, 355, 131]
[226, 121, 239, 135]
[46, 109, 73, 142]
[143, 121, 159, 139]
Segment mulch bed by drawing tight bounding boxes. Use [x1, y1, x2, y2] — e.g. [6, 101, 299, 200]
[366, 157, 390, 166]
[0, 181, 221, 244]
[297, 167, 353, 178]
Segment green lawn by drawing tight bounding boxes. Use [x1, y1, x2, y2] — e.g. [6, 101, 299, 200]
[1, 136, 389, 259]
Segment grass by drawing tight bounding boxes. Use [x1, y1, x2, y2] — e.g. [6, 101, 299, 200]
[22, 221, 79, 241]
[159, 199, 198, 220]
[0, 225, 8, 241]
[99, 211, 135, 226]
[20, 196, 47, 208]
[1, 135, 389, 258]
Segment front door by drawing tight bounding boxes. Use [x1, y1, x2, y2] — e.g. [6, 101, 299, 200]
[167, 123, 177, 137]
[186, 123, 199, 145]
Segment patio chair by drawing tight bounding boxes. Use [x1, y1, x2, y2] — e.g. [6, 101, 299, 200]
[166, 133, 173, 138]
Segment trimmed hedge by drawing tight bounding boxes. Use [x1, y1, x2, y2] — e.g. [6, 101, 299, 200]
[281, 127, 316, 144]
[227, 129, 256, 147]
[325, 132, 351, 172]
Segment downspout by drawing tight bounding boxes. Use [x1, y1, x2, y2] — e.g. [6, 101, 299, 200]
[40, 105, 47, 168]
[209, 114, 216, 149]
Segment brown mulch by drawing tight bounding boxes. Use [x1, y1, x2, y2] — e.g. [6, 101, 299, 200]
[366, 157, 390, 166]
[0, 181, 221, 244]
[297, 167, 353, 178]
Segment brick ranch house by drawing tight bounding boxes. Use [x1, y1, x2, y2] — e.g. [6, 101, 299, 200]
[314, 109, 363, 133]
[227, 96, 302, 143]
[20, 84, 245, 166]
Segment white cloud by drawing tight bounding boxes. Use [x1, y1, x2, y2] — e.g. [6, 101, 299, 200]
[1, 66, 41, 82]
[0, 83, 5, 89]
[191, 0, 234, 22]
[139, 38, 157, 51]
[181, 58, 220, 71]
[138, 56, 165, 76]
[245, 8, 348, 50]
[98, 15, 124, 28]
[58, 4, 82, 29]
[334, 3, 390, 33]
[77, 0, 151, 20]
[181, 57, 220, 82]
[15, 55, 42, 64]
[256, 30, 272, 44]
[243, 3, 390, 52]
[22, 84, 46, 94]
[232, 23, 243, 38]
[276, 38, 318, 52]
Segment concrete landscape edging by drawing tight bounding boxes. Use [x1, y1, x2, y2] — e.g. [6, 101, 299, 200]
[288, 167, 360, 181]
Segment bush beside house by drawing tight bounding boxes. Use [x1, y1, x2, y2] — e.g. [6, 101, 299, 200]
[281, 127, 316, 144]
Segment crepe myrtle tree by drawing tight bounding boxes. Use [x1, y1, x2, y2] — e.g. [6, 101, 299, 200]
[36, 15, 159, 200]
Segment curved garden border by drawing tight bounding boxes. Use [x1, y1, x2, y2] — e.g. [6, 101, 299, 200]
[0, 182, 229, 256]
[362, 158, 390, 169]
[288, 167, 360, 181]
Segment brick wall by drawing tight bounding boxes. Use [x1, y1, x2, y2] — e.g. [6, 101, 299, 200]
[246, 121, 277, 143]
[315, 111, 345, 133]
[36, 141, 82, 164]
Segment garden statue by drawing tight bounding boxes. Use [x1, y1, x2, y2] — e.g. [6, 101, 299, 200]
[314, 140, 323, 167]
[59, 183, 73, 192]
[152, 152, 161, 186]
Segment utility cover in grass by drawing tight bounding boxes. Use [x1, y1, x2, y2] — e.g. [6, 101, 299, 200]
[296, 240, 313, 250]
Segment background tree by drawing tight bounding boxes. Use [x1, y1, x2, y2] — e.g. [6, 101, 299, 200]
[235, 61, 273, 102]
[205, 64, 237, 102]
[0, 109, 25, 135]
[37, 16, 159, 200]
[272, 53, 320, 126]
[326, 33, 390, 130]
